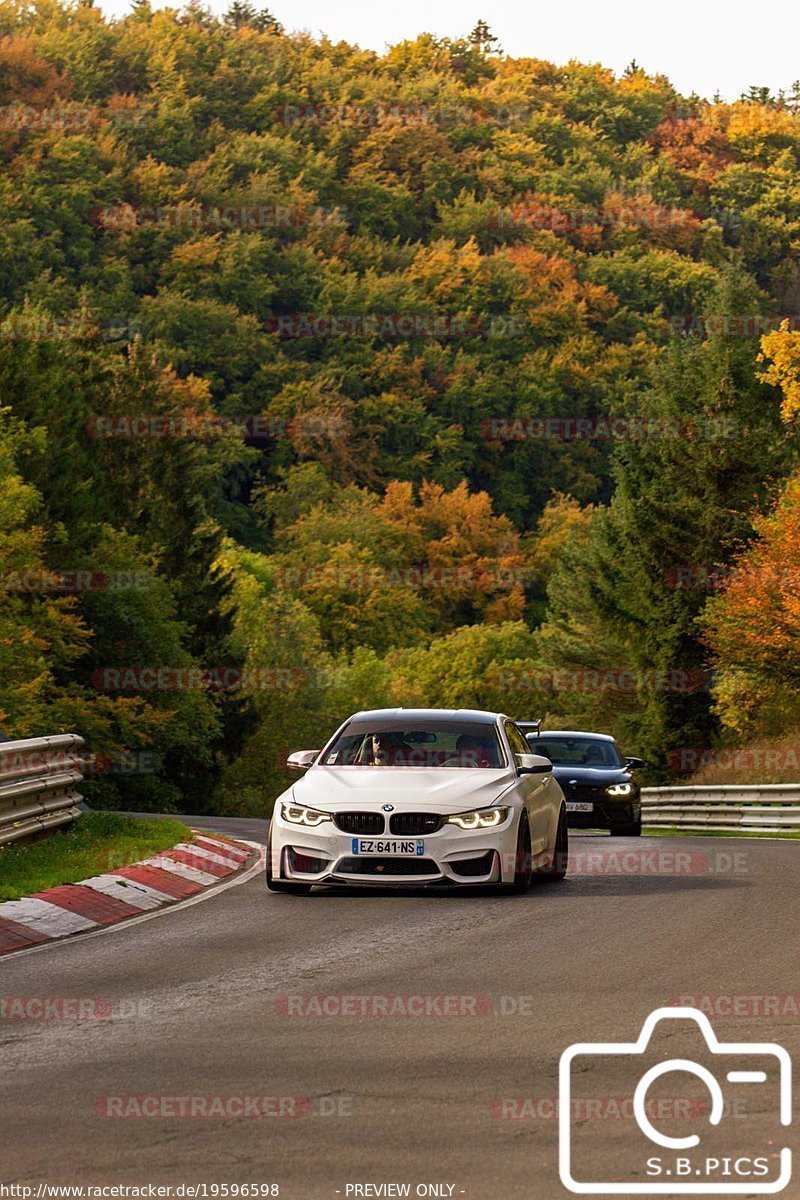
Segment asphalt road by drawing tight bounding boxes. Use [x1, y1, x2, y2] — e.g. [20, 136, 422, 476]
[1, 820, 798, 1198]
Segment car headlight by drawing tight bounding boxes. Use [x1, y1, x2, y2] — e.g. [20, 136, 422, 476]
[447, 807, 509, 830]
[281, 802, 332, 827]
[606, 783, 633, 797]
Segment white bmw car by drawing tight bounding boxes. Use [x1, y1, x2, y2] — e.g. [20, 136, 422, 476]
[267, 708, 568, 894]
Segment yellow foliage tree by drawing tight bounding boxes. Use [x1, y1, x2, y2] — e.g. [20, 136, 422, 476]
[758, 319, 800, 422]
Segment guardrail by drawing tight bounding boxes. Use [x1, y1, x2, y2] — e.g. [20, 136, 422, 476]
[0, 735, 85, 847]
[642, 784, 800, 832]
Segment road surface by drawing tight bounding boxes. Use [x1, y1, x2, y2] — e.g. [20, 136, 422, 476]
[1, 819, 798, 1197]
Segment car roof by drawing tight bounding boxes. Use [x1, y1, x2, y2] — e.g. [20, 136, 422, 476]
[531, 729, 617, 742]
[350, 707, 503, 726]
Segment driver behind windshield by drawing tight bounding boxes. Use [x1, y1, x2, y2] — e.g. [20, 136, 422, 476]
[369, 731, 413, 765]
[453, 734, 494, 768]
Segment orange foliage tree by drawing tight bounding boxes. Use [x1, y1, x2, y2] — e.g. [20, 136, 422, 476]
[701, 325, 800, 733]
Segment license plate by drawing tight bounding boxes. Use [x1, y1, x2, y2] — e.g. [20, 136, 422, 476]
[352, 839, 424, 856]
[566, 801, 594, 813]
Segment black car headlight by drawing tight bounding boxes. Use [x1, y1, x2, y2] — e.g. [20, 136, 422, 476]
[605, 782, 633, 797]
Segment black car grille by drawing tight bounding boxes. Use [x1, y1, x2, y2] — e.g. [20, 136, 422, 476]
[562, 783, 616, 802]
[333, 812, 385, 835]
[389, 812, 444, 835]
[336, 857, 439, 876]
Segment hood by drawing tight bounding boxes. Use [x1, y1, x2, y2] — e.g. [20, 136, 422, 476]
[551, 765, 632, 786]
[287, 765, 514, 813]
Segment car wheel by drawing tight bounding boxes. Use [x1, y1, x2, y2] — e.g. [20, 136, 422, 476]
[609, 817, 642, 837]
[266, 827, 313, 894]
[505, 811, 533, 894]
[542, 806, 568, 881]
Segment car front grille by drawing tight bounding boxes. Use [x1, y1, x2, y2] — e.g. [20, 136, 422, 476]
[336, 857, 439, 876]
[333, 812, 385, 835]
[562, 783, 614, 803]
[389, 812, 444, 835]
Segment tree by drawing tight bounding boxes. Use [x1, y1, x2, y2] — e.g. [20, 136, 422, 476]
[523, 493, 594, 623]
[265, 478, 527, 653]
[389, 621, 544, 714]
[700, 476, 800, 736]
[468, 20, 502, 56]
[0, 410, 171, 770]
[223, 1, 282, 33]
[536, 273, 793, 767]
[758, 319, 800, 421]
[700, 321, 800, 736]
[741, 85, 775, 106]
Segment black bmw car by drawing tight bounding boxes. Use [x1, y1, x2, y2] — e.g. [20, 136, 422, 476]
[524, 729, 643, 836]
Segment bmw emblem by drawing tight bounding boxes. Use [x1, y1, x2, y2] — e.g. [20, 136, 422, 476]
[382, 804, 395, 812]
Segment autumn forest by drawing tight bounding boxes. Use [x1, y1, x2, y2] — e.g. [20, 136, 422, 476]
[2, 1, 800, 812]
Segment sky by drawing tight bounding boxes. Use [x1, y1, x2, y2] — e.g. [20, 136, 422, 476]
[99, 0, 799, 102]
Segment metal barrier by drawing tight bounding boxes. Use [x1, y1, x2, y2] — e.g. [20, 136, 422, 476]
[0, 735, 85, 847]
[642, 784, 800, 832]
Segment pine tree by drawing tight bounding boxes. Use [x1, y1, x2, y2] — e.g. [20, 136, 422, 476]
[468, 20, 502, 56]
[537, 272, 794, 768]
[223, 1, 283, 33]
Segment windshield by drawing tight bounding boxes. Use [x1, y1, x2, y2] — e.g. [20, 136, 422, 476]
[527, 735, 624, 768]
[323, 719, 506, 768]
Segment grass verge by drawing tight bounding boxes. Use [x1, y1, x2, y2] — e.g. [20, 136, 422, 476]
[0, 811, 192, 902]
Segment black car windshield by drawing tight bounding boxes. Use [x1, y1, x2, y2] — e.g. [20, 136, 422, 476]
[323, 720, 506, 768]
[528, 735, 624, 768]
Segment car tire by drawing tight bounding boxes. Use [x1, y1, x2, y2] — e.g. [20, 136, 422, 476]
[541, 806, 568, 882]
[266, 827, 313, 894]
[505, 811, 533, 894]
[609, 817, 642, 837]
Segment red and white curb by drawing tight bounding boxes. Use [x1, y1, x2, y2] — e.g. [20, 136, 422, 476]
[0, 834, 256, 956]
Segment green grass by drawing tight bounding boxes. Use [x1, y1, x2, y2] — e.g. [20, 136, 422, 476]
[0, 811, 192, 902]
[645, 825, 800, 840]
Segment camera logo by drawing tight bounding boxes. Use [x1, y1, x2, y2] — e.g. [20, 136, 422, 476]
[559, 1006, 791, 1193]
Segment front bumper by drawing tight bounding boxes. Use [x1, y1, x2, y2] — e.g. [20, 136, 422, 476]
[269, 810, 524, 887]
[564, 794, 641, 829]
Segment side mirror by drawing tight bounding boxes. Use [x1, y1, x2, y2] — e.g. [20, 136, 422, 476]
[287, 750, 319, 771]
[516, 752, 552, 776]
[625, 756, 645, 770]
